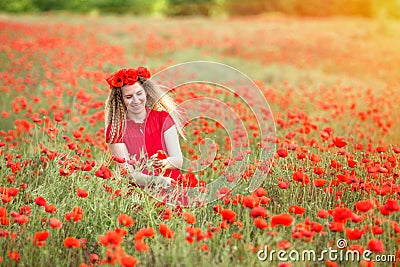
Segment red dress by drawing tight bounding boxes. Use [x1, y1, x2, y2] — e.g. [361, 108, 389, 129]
[105, 108, 182, 180]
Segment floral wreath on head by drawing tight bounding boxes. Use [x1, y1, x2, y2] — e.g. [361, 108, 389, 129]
[106, 66, 151, 89]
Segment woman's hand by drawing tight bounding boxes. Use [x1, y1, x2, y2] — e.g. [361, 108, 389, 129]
[150, 149, 182, 170]
[150, 150, 171, 170]
[152, 158, 171, 169]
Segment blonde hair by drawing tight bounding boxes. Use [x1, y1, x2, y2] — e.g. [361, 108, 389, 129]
[105, 77, 185, 143]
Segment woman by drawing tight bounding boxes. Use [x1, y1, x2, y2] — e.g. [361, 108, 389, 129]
[104, 66, 185, 190]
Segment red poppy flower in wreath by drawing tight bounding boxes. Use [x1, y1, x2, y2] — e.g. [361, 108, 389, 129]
[137, 66, 151, 78]
[106, 67, 151, 89]
[111, 70, 125, 88]
[126, 68, 138, 84]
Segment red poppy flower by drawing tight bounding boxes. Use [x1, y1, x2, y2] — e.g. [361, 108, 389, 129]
[99, 230, 123, 247]
[8, 251, 19, 262]
[64, 237, 80, 248]
[135, 239, 149, 252]
[231, 232, 242, 240]
[161, 208, 172, 220]
[106, 74, 115, 88]
[156, 150, 167, 160]
[118, 214, 134, 227]
[320, 127, 332, 141]
[313, 179, 327, 187]
[351, 213, 364, 223]
[220, 209, 236, 223]
[14, 215, 28, 225]
[355, 199, 374, 213]
[6, 188, 19, 197]
[384, 198, 399, 212]
[137, 66, 151, 78]
[183, 212, 196, 224]
[182, 173, 198, 188]
[276, 240, 291, 250]
[200, 243, 209, 252]
[112, 155, 126, 163]
[347, 159, 357, 168]
[45, 204, 57, 214]
[292, 171, 309, 185]
[89, 254, 100, 264]
[54, 112, 63, 123]
[379, 205, 390, 216]
[325, 260, 339, 267]
[19, 205, 31, 216]
[120, 255, 138, 267]
[126, 68, 138, 84]
[332, 207, 352, 223]
[288, 205, 305, 215]
[34, 196, 47, 207]
[95, 165, 112, 179]
[372, 225, 383, 235]
[346, 228, 364, 240]
[254, 217, 268, 229]
[134, 227, 155, 241]
[252, 187, 267, 197]
[2, 194, 12, 203]
[328, 222, 344, 232]
[112, 70, 126, 88]
[367, 238, 384, 253]
[311, 222, 323, 232]
[359, 259, 375, 267]
[242, 195, 258, 208]
[270, 213, 293, 227]
[49, 218, 62, 229]
[65, 206, 83, 222]
[313, 167, 325, 175]
[159, 223, 174, 239]
[277, 148, 288, 158]
[115, 227, 128, 237]
[332, 136, 347, 148]
[278, 181, 289, 189]
[250, 206, 268, 218]
[34, 231, 49, 246]
[76, 189, 88, 198]
[0, 207, 7, 218]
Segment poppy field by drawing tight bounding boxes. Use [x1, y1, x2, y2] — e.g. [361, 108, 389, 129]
[1, 13, 400, 266]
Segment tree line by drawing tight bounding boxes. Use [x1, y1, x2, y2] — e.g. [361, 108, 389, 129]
[0, 0, 399, 18]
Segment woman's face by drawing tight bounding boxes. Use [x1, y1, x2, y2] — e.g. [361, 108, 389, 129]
[122, 82, 147, 118]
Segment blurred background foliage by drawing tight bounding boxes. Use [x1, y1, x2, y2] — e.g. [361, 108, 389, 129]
[0, 0, 399, 18]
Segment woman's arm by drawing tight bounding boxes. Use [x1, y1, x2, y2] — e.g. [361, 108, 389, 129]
[153, 126, 183, 170]
[108, 143, 172, 187]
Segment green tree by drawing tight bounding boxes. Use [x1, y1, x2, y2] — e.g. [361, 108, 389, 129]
[0, 0, 36, 12]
